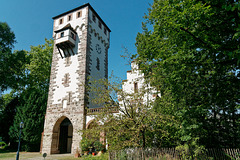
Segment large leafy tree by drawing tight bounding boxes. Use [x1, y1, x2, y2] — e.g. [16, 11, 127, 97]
[0, 22, 28, 93]
[0, 32, 53, 151]
[26, 39, 53, 90]
[135, 0, 240, 150]
[7, 39, 53, 151]
[0, 21, 53, 150]
[0, 22, 28, 145]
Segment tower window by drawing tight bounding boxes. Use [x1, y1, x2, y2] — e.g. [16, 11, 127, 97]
[96, 58, 100, 71]
[104, 28, 107, 35]
[98, 21, 102, 29]
[68, 15, 72, 21]
[60, 32, 64, 38]
[59, 18, 63, 25]
[62, 73, 70, 87]
[92, 14, 96, 22]
[71, 32, 75, 40]
[63, 99, 68, 109]
[134, 82, 138, 93]
[77, 11, 82, 18]
[64, 74, 69, 84]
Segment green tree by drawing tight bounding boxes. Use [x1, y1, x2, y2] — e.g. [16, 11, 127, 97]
[8, 39, 53, 151]
[26, 38, 53, 90]
[0, 22, 28, 93]
[82, 76, 175, 151]
[0, 21, 53, 150]
[0, 92, 20, 144]
[9, 87, 48, 151]
[135, 0, 240, 153]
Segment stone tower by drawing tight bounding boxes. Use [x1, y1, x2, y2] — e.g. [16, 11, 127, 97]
[42, 3, 110, 155]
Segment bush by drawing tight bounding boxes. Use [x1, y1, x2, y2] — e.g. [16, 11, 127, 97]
[80, 138, 104, 152]
[0, 142, 7, 149]
[93, 141, 104, 151]
[81, 152, 109, 160]
[176, 138, 207, 159]
[81, 137, 94, 151]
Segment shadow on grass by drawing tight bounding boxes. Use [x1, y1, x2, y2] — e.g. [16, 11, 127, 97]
[0, 149, 16, 159]
[0, 148, 16, 153]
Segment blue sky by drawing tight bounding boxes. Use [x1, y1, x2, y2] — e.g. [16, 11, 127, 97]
[0, 0, 153, 80]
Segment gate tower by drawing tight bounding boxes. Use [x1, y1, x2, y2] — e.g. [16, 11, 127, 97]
[42, 3, 110, 154]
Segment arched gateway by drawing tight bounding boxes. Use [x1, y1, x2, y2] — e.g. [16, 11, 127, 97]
[41, 3, 111, 155]
[51, 117, 73, 154]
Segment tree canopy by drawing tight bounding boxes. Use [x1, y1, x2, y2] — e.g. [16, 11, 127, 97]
[135, 0, 240, 151]
[0, 21, 53, 151]
[0, 22, 29, 93]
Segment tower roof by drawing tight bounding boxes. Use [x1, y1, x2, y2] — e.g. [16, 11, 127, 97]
[52, 3, 111, 32]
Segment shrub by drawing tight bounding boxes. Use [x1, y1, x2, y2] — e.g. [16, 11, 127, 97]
[81, 152, 109, 160]
[80, 137, 93, 151]
[0, 142, 7, 149]
[93, 141, 104, 151]
[80, 138, 104, 152]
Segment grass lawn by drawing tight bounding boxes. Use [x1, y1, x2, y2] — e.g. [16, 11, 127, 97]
[0, 150, 108, 159]
[0, 152, 78, 159]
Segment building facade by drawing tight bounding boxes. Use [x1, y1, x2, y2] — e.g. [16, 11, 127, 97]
[42, 3, 110, 155]
[119, 61, 160, 110]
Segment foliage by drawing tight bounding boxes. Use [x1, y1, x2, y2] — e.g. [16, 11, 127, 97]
[81, 137, 94, 151]
[135, 0, 240, 154]
[80, 137, 104, 152]
[26, 38, 53, 89]
[94, 141, 104, 151]
[0, 142, 7, 149]
[176, 138, 206, 160]
[0, 22, 15, 52]
[0, 29, 53, 150]
[8, 87, 48, 151]
[0, 92, 19, 144]
[0, 22, 29, 93]
[82, 75, 176, 151]
[80, 152, 109, 160]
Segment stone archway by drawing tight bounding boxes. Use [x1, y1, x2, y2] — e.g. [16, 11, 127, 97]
[86, 119, 99, 129]
[86, 119, 106, 148]
[51, 117, 73, 154]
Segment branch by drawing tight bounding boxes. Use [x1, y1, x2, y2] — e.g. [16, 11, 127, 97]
[179, 27, 212, 49]
[121, 95, 132, 118]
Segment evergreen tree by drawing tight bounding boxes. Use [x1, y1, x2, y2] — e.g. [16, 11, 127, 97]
[9, 87, 47, 151]
[0, 92, 19, 144]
